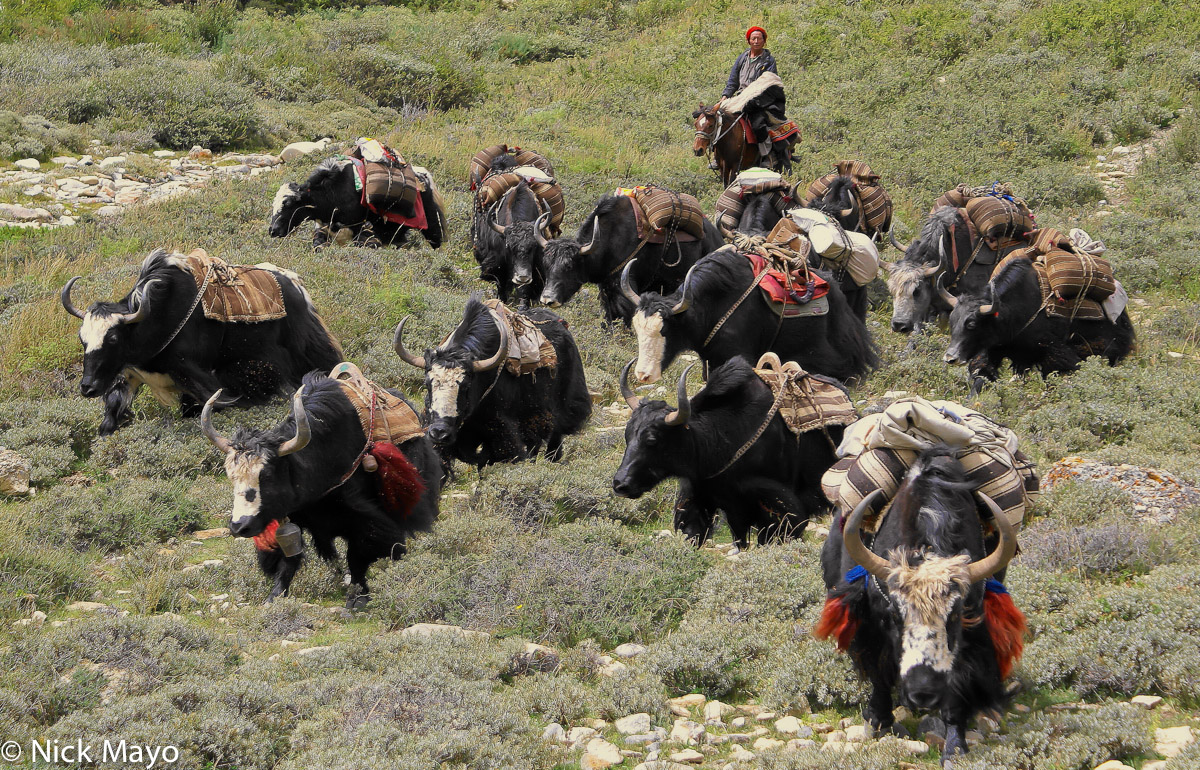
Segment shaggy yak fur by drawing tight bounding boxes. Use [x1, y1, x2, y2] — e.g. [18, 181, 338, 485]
[473, 180, 548, 306]
[613, 357, 842, 548]
[885, 207, 987, 334]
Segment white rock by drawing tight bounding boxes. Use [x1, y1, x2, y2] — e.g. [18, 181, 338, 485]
[668, 720, 702, 746]
[704, 700, 733, 723]
[1093, 762, 1133, 770]
[669, 694, 705, 710]
[544, 723, 568, 743]
[153, 150, 176, 158]
[15, 158, 40, 171]
[1155, 726, 1194, 757]
[1112, 146, 1130, 155]
[1142, 762, 1167, 770]
[31, 610, 47, 626]
[98, 156, 126, 169]
[23, 185, 44, 196]
[753, 737, 784, 751]
[599, 660, 628, 677]
[0, 448, 32, 495]
[280, 141, 325, 162]
[616, 714, 653, 735]
[899, 739, 930, 755]
[786, 738, 816, 750]
[845, 725, 868, 742]
[1131, 695, 1163, 709]
[730, 717, 745, 728]
[582, 737, 623, 769]
[668, 748, 703, 764]
[96, 205, 123, 217]
[51, 156, 76, 164]
[567, 727, 598, 746]
[67, 601, 106, 612]
[613, 643, 648, 658]
[774, 716, 803, 735]
[398, 622, 488, 640]
[729, 745, 754, 761]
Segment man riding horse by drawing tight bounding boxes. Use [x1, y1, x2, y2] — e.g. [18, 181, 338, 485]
[718, 26, 790, 168]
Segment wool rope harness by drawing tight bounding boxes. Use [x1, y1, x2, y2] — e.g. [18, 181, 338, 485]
[704, 236, 809, 346]
[152, 261, 213, 358]
[706, 373, 790, 478]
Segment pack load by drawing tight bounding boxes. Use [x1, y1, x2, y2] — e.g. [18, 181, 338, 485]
[615, 185, 707, 242]
[713, 168, 793, 234]
[802, 160, 893, 236]
[1028, 227, 1116, 302]
[932, 182, 1032, 215]
[483, 299, 558, 376]
[726, 235, 830, 318]
[784, 208, 880, 287]
[470, 144, 564, 237]
[176, 249, 287, 323]
[752, 353, 857, 435]
[962, 183, 1036, 243]
[351, 139, 422, 219]
[821, 396, 1039, 530]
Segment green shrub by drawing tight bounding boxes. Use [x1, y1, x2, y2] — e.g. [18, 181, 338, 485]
[954, 703, 1151, 770]
[89, 418, 221, 479]
[646, 621, 770, 700]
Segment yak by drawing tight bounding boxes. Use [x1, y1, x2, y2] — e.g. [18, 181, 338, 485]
[613, 358, 841, 548]
[623, 249, 878, 386]
[884, 207, 996, 335]
[61, 249, 342, 435]
[538, 194, 725, 327]
[200, 374, 442, 608]
[475, 183, 552, 305]
[817, 447, 1024, 765]
[943, 256, 1135, 392]
[394, 296, 592, 466]
[268, 157, 447, 249]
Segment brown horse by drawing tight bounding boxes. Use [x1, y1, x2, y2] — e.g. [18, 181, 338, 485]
[693, 105, 757, 186]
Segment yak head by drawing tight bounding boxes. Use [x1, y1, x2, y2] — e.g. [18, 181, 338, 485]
[492, 207, 553, 290]
[201, 386, 312, 538]
[625, 260, 696, 384]
[393, 298, 509, 447]
[944, 282, 1005, 366]
[61, 274, 159, 399]
[612, 361, 694, 499]
[810, 176, 860, 232]
[268, 182, 313, 238]
[840, 451, 1016, 712]
[269, 159, 353, 238]
[882, 208, 964, 334]
[539, 212, 603, 307]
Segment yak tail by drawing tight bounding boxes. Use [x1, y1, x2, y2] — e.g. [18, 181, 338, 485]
[369, 442, 426, 519]
[984, 586, 1027, 679]
[814, 596, 859, 652]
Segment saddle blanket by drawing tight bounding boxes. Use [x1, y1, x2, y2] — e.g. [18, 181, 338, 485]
[178, 250, 287, 323]
[744, 251, 829, 309]
[484, 299, 558, 376]
[753, 353, 856, 435]
[331, 362, 425, 445]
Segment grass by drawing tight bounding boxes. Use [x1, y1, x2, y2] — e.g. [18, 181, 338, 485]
[1, 0, 1200, 767]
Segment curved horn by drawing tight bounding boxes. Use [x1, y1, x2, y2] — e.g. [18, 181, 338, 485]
[488, 210, 507, 237]
[200, 389, 233, 455]
[880, 260, 896, 274]
[936, 274, 958, 309]
[579, 216, 601, 255]
[276, 386, 311, 457]
[620, 259, 641, 305]
[472, 308, 510, 372]
[619, 358, 641, 410]
[889, 230, 909, 253]
[978, 284, 996, 316]
[533, 212, 551, 249]
[966, 492, 1018, 583]
[719, 221, 735, 240]
[117, 279, 158, 324]
[670, 263, 698, 315]
[839, 207, 855, 217]
[922, 263, 940, 278]
[842, 489, 892, 582]
[392, 316, 427, 370]
[61, 276, 85, 319]
[663, 363, 694, 426]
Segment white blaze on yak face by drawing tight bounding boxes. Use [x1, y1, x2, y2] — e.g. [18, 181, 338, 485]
[225, 453, 266, 527]
[428, 364, 466, 420]
[887, 553, 972, 676]
[79, 312, 122, 353]
[632, 311, 666, 384]
[270, 184, 299, 221]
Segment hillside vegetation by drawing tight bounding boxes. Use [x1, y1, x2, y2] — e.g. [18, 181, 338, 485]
[3, 0, 1200, 768]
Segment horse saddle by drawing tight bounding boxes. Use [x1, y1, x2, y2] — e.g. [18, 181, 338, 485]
[743, 252, 830, 318]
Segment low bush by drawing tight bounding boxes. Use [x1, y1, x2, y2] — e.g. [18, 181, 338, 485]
[645, 620, 771, 700]
[954, 703, 1152, 770]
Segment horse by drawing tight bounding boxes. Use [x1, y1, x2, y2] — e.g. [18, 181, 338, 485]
[693, 105, 759, 187]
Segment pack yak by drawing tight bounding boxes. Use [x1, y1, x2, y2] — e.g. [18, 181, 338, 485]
[623, 249, 878, 386]
[943, 257, 1135, 390]
[268, 157, 447, 249]
[476, 183, 552, 305]
[613, 358, 841, 548]
[539, 194, 724, 327]
[394, 297, 592, 466]
[818, 447, 1025, 765]
[201, 374, 442, 608]
[61, 249, 342, 435]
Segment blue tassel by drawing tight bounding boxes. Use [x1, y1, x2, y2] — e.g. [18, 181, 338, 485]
[985, 577, 1009, 595]
[844, 565, 868, 584]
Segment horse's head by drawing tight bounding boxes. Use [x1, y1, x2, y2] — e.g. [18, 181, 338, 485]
[692, 104, 719, 156]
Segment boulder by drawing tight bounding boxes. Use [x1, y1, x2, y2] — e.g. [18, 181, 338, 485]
[398, 622, 488, 640]
[15, 158, 40, 171]
[581, 738, 623, 769]
[0, 448, 32, 495]
[613, 643, 648, 659]
[616, 714, 653, 735]
[1155, 726, 1194, 757]
[280, 141, 325, 163]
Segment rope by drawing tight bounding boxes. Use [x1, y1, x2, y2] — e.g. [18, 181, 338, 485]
[707, 372, 789, 478]
[152, 262, 212, 358]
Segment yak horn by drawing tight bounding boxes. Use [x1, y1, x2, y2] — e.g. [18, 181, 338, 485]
[671, 263, 698, 315]
[392, 316, 427, 370]
[966, 492, 1018, 583]
[922, 263, 940, 278]
[579, 217, 601, 255]
[534, 212, 551, 248]
[879, 260, 895, 274]
[839, 207, 855, 217]
[118, 279, 157, 324]
[719, 222, 735, 241]
[842, 489, 892, 582]
[936, 274, 958, 309]
[276, 386, 311, 457]
[663, 363, 694, 426]
[620, 259, 641, 305]
[61, 276, 85, 319]
[619, 358, 641, 410]
[472, 308, 510, 372]
[200, 389, 233, 454]
[978, 284, 996, 316]
[889, 230, 909, 253]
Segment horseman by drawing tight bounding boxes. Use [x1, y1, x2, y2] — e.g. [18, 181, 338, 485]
[717, 26, 789, 168]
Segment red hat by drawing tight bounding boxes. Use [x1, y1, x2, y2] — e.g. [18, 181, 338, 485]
[746, 26, 767, 41]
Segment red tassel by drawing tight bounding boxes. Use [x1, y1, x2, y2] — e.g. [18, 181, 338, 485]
[984, 590, 1027, 679]
[253, 519, 280, 552]
[815, 597, 859, 651]
[368, 442, 425, 518]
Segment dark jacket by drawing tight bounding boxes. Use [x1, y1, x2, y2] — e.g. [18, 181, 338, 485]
[723, 48, 778, 98]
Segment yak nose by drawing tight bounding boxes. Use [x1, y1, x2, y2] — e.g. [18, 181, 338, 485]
[229, 519, 254, 537]
[514, 274, 532, 286]
[892, 320, 913, 334]
[427, 424, 452, 444]
[80, 379, 101, 398]
[612, 474, 632, 498]
[943, 351, 960, 365]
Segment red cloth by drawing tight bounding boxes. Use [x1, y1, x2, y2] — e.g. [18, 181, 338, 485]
[744, 252, 829, 306]
[349, 158, 428, 229]
[746, 26, 766, 41]
[368, 442, 426, 518]
[984, 589, 1027, 679]
[740, 116, 756, 144]
[252, 519, 280, 552]
[815, 596, 858, 651]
